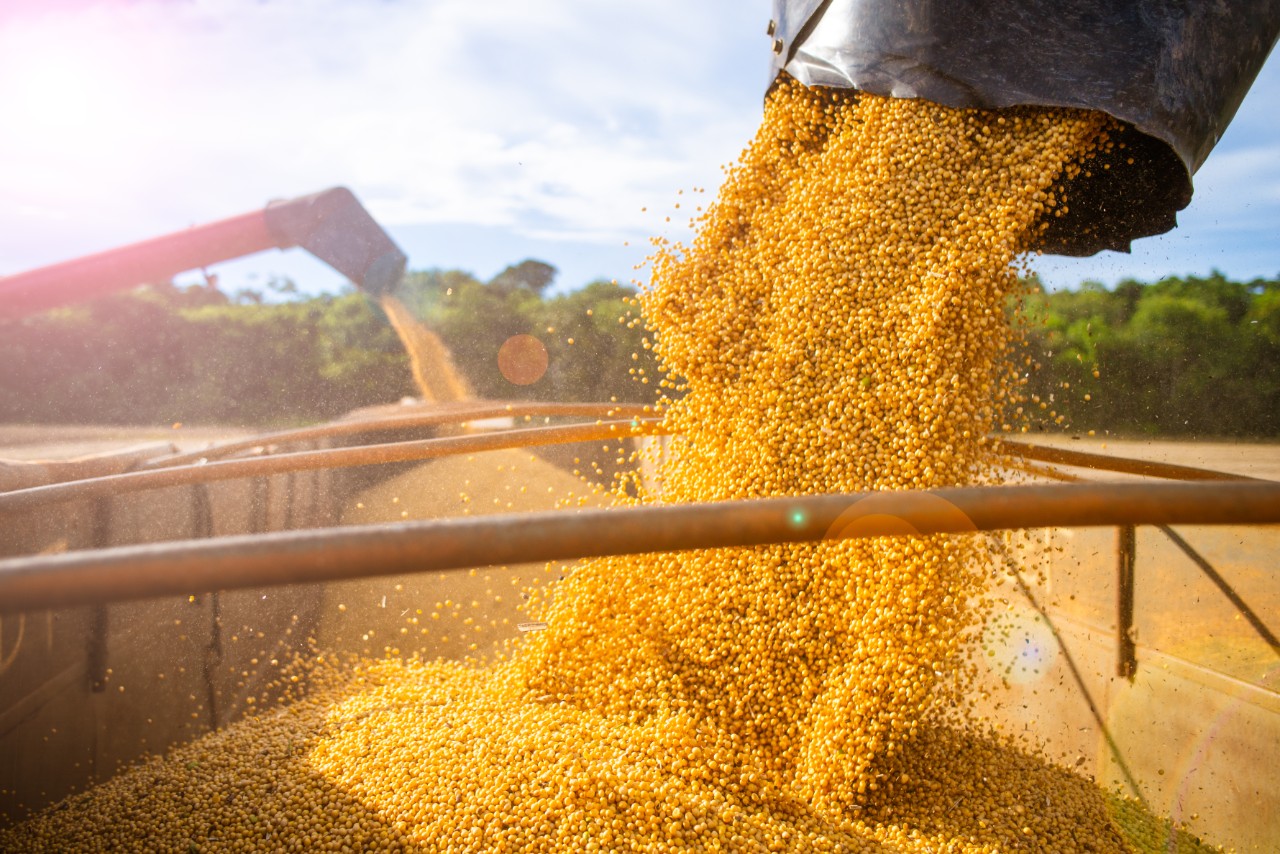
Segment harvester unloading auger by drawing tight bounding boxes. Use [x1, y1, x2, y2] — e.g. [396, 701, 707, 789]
[0, 186, 470, 403]
[0, 187, 406, 319]
[767, 0, 1280, 255]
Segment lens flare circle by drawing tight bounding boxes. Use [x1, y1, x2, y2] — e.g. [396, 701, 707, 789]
[497, 334, 548, 385]
[982, 607, 1057, 685]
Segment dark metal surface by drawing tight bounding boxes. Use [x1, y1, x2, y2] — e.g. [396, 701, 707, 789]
[0, 187, 405, 318]
[767, 0, 1280, 255]
[2, 481, 1278, 614]
[1116, 524, 1138, 680]
[263, 187, 406, 297]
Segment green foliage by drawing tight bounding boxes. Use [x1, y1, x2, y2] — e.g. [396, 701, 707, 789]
[488, 259, 557, 295]
[0, 283, 414, 427]
[3, 265, 1275, 435]
[398, 260, 659, 405]
[1018, 272, 1280, 437]
[0, 260, 659, 427]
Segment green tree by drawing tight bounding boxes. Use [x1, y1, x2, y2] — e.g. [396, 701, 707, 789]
[1017, 273, 1280, 437]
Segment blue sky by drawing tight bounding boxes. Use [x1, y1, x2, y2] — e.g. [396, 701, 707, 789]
[1, 0, 1276, 298]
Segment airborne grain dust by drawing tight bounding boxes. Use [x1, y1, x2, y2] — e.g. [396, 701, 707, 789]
[380, 294, 471, 404]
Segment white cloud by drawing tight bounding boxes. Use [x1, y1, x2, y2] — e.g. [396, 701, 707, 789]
[0, 0, 767, 277]
[2, 0, 1274, 293]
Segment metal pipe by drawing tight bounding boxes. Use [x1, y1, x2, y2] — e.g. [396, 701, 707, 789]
[1116, 524, 1138, 680]
[2, 481, 1278, 614]
[1, 422, 1263, 518]
[2, 420, 1261, 520]
[0, 419, 661, 515]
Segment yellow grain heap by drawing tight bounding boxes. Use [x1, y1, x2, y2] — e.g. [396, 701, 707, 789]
[2, 80, 1214, 852]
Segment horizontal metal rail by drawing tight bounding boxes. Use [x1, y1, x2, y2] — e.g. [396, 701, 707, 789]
[2, 481, 1278, 614]
[0, 419, 659, 516]
[1, 417, 1267, 520]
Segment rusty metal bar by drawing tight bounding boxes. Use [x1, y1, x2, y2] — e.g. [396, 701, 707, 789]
[149, 401, 654, 468]
[1156, 524, 1280, 658]
[1004, 440, 1261, 482]
[0, 419, 660, 516]
[171, 429, 1265, 485]
[1, 481, 1278, 614]
[1116, 524, 1138, 680]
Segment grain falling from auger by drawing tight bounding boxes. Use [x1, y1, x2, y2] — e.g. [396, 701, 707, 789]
[2, 80, 1216, 852]
[380, 294, 471, 404]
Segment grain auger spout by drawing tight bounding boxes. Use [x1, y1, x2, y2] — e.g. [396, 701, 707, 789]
[767, 0, 1280, 256]
[0, 186, 406, 319]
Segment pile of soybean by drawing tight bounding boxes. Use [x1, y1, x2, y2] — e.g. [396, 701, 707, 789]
[3, 79, 1214, 853]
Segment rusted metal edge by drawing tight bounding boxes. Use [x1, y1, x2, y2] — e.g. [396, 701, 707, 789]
[2, 481, 1277, 614]
[1003, 440, 1261, 482]
[0, 442, 178, 492]
[1116, 524, 1138, 680]
[0, 419, 661, 515]
[148, 401, 655, 468]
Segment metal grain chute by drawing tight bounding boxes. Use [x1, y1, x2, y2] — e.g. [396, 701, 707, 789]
[768, 0, 1280, 255]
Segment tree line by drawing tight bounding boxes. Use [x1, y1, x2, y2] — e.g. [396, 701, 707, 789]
[0, 264, 1276, 437]
[1019, 272, 1280, 437]
[0, 262, 657, 427]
